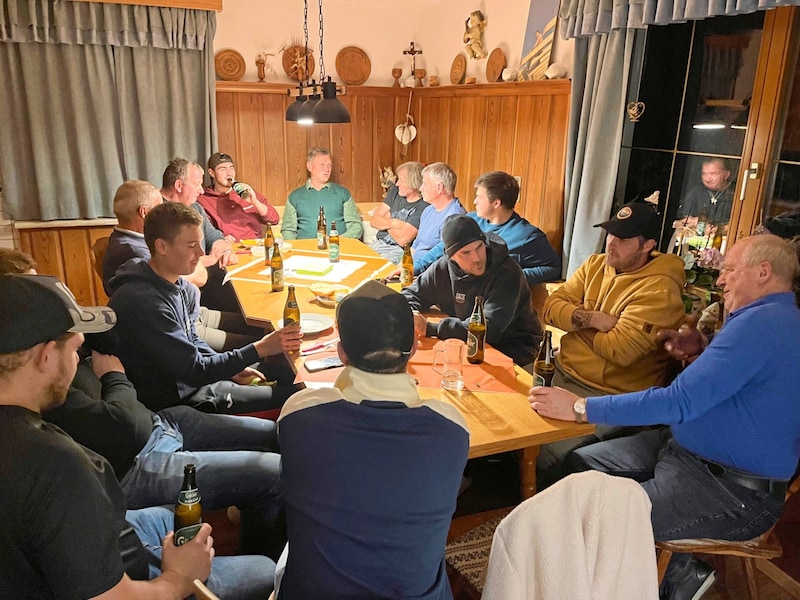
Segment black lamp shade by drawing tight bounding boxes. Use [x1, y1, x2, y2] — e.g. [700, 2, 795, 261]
[297, 94, 321, 125]
[286, 95, 307, 122]
[313, 79, 351, 124]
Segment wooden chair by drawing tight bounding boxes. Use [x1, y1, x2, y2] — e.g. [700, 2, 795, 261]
[656, 473, 800, 600]
[90, 236, 110, 279]
[192, 579, 220, 600]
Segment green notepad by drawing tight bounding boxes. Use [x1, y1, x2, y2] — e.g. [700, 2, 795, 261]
[295, 259, 334, 276]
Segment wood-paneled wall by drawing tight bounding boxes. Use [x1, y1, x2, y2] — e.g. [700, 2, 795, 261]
[19, 225, 114, 305]
[216, 80, 570, 252]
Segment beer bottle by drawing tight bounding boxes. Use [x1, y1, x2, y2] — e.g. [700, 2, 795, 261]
[328, 220, 340, 263]
[317, 206, 327, 249]
[271, 241, 284, 292]
[263, 224, 275, 265]
[400, 243, 414, 287]
[533, 331, 555, 387]
[284, 285, 301, 325]
[174, 464, 202, 546]
[232, 181, 250, 199]
[467, 296, 486, 364]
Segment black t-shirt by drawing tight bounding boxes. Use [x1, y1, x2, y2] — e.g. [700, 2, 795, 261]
[0, 406, 128, 598]
[45, 362, 154, 479]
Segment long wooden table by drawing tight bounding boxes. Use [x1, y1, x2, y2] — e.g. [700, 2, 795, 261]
[228, 238, 594, 498]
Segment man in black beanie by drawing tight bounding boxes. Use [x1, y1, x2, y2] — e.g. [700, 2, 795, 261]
[402, 214, 542, 365]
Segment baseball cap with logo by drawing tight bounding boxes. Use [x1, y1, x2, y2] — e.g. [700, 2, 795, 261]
[335, 280, 414, 373]
[594, 201, 661, 241]
[0, 274, 116, 353]
[208, 152, 234, 170]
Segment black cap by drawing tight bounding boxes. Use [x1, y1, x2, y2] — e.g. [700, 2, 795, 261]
[208, 152, 234, 170]
[594, 202, 661, 241]
[335, 281, 414, 373]
[441, 214, 486, 257]
[0, 275, 116, 353]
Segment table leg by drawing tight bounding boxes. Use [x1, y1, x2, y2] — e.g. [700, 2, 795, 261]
[519, 446, 539, 499]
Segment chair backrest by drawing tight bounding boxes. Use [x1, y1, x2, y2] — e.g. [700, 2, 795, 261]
[90, 236, 110, 279]
[192, 579, 220, 600]
[482, 471, 659, 600]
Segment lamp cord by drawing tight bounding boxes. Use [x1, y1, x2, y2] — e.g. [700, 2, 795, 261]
[317, 0, 326, 80]
[303, 0, 309, 84]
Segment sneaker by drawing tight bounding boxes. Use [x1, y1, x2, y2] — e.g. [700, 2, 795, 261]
[661, 559, 716, 600]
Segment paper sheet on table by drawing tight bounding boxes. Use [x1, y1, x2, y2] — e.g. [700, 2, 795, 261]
[256, 256, 367, 282]
[222, 257, 264, 284]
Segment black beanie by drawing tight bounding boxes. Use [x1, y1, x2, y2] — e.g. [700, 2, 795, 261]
[442, 215, 486, 257]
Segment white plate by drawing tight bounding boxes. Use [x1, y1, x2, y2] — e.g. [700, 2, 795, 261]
[279, 313, 334, 334]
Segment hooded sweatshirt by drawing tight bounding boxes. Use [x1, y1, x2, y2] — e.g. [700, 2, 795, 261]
[108, 258, 260, 411]
[543, 252, 686, 394]
[402, 234, 542, 365]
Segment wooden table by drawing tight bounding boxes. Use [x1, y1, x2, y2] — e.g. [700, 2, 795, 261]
[226, 238, 397, 328]
[228, 238, 594, 498]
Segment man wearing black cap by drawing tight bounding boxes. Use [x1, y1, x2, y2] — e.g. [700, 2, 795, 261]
[0, 274, 273, 599]
[276, 280, 469, 599]
[402, 213, 542, 365]
[198, 152, 279, 241]
[536, 201, 685, 485]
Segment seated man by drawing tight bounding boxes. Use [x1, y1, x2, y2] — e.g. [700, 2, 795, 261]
[537, 201, 685, 484]
[530, 234, 800, 600]
[109, 201, 303, 414]
[411, 162, 466, 257]
[281, 146, 363, 240]
[369, 161, 429, 263]
[413, 170, 562, 284]
[161, 156, 241, 313]
[402, 214, 541, 366]
[0, 274, 272, 599]
[672, 157, 735, 249]
[104, 180, 259, 352]
[198, 151, 280, 240]
[277, 280, 469, 599]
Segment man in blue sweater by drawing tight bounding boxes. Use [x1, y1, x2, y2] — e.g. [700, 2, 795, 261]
[413, 171, 561, 284]
[529, 234, 800, 600]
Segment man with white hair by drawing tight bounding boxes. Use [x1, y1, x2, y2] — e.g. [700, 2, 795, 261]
[530, 234, 800, 600]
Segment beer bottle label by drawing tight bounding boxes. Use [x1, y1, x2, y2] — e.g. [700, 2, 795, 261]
[400, 267, 412, 286]
[174, 523, 202, 546]
[467, 332, 478, 357]
[329, 243, 340, 261]
[534, 372, 545, 387]
[178, 489, 200, 505]
[317, 232, 326, 248]
[272, 269, 284, 287]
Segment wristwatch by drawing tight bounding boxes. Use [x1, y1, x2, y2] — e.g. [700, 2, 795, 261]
[573, 397, 587, 423]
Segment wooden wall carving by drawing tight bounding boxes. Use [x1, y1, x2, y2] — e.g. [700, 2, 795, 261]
[216, 80, 570, 253]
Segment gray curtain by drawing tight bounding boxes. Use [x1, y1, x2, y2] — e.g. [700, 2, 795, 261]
[562, 29, 637, 276]
[0, 0, 216, 221]
[559, 0, 800, 38]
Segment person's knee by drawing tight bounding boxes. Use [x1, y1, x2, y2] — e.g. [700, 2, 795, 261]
[564, 446, 595, 474]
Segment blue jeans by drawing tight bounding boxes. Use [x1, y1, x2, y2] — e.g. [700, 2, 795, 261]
[566, 428, 785, 541]
[126, 506, 274, 600]
[119, 406, 284, 555]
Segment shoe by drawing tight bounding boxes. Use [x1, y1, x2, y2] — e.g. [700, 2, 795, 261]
[661, 559, 716, 600]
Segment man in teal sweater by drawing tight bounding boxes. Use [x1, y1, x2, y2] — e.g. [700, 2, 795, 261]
[281, 147, 363, 240]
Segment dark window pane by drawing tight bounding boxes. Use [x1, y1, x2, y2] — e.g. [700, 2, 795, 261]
[763, 163, 800, 238]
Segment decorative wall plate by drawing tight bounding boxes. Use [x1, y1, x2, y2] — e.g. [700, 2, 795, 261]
[282, 45, 315, 81]
[335, 46, 371, 85]
[450, 54, 467, 85]
[215, 49, 246, 81]
[486, 48, 507, 82]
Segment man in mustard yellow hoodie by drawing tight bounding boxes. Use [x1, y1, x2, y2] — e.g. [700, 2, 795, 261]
[538, 201, 686, 486]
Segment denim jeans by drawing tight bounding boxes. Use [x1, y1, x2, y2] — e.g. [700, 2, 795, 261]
[119, 406, 284, 554]
[126, 506, 275, 600]
[566, 428, 785, 541]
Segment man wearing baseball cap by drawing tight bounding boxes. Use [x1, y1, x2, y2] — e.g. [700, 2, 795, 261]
[536, 201, 685, 487]
[198, 152, 279, 241]
[0, 274, 221, 597]
[276, 280, 469, 598]
[402, 213, 542, 365]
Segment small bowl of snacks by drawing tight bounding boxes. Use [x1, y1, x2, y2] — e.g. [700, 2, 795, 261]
[309, 283, 350, 308]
